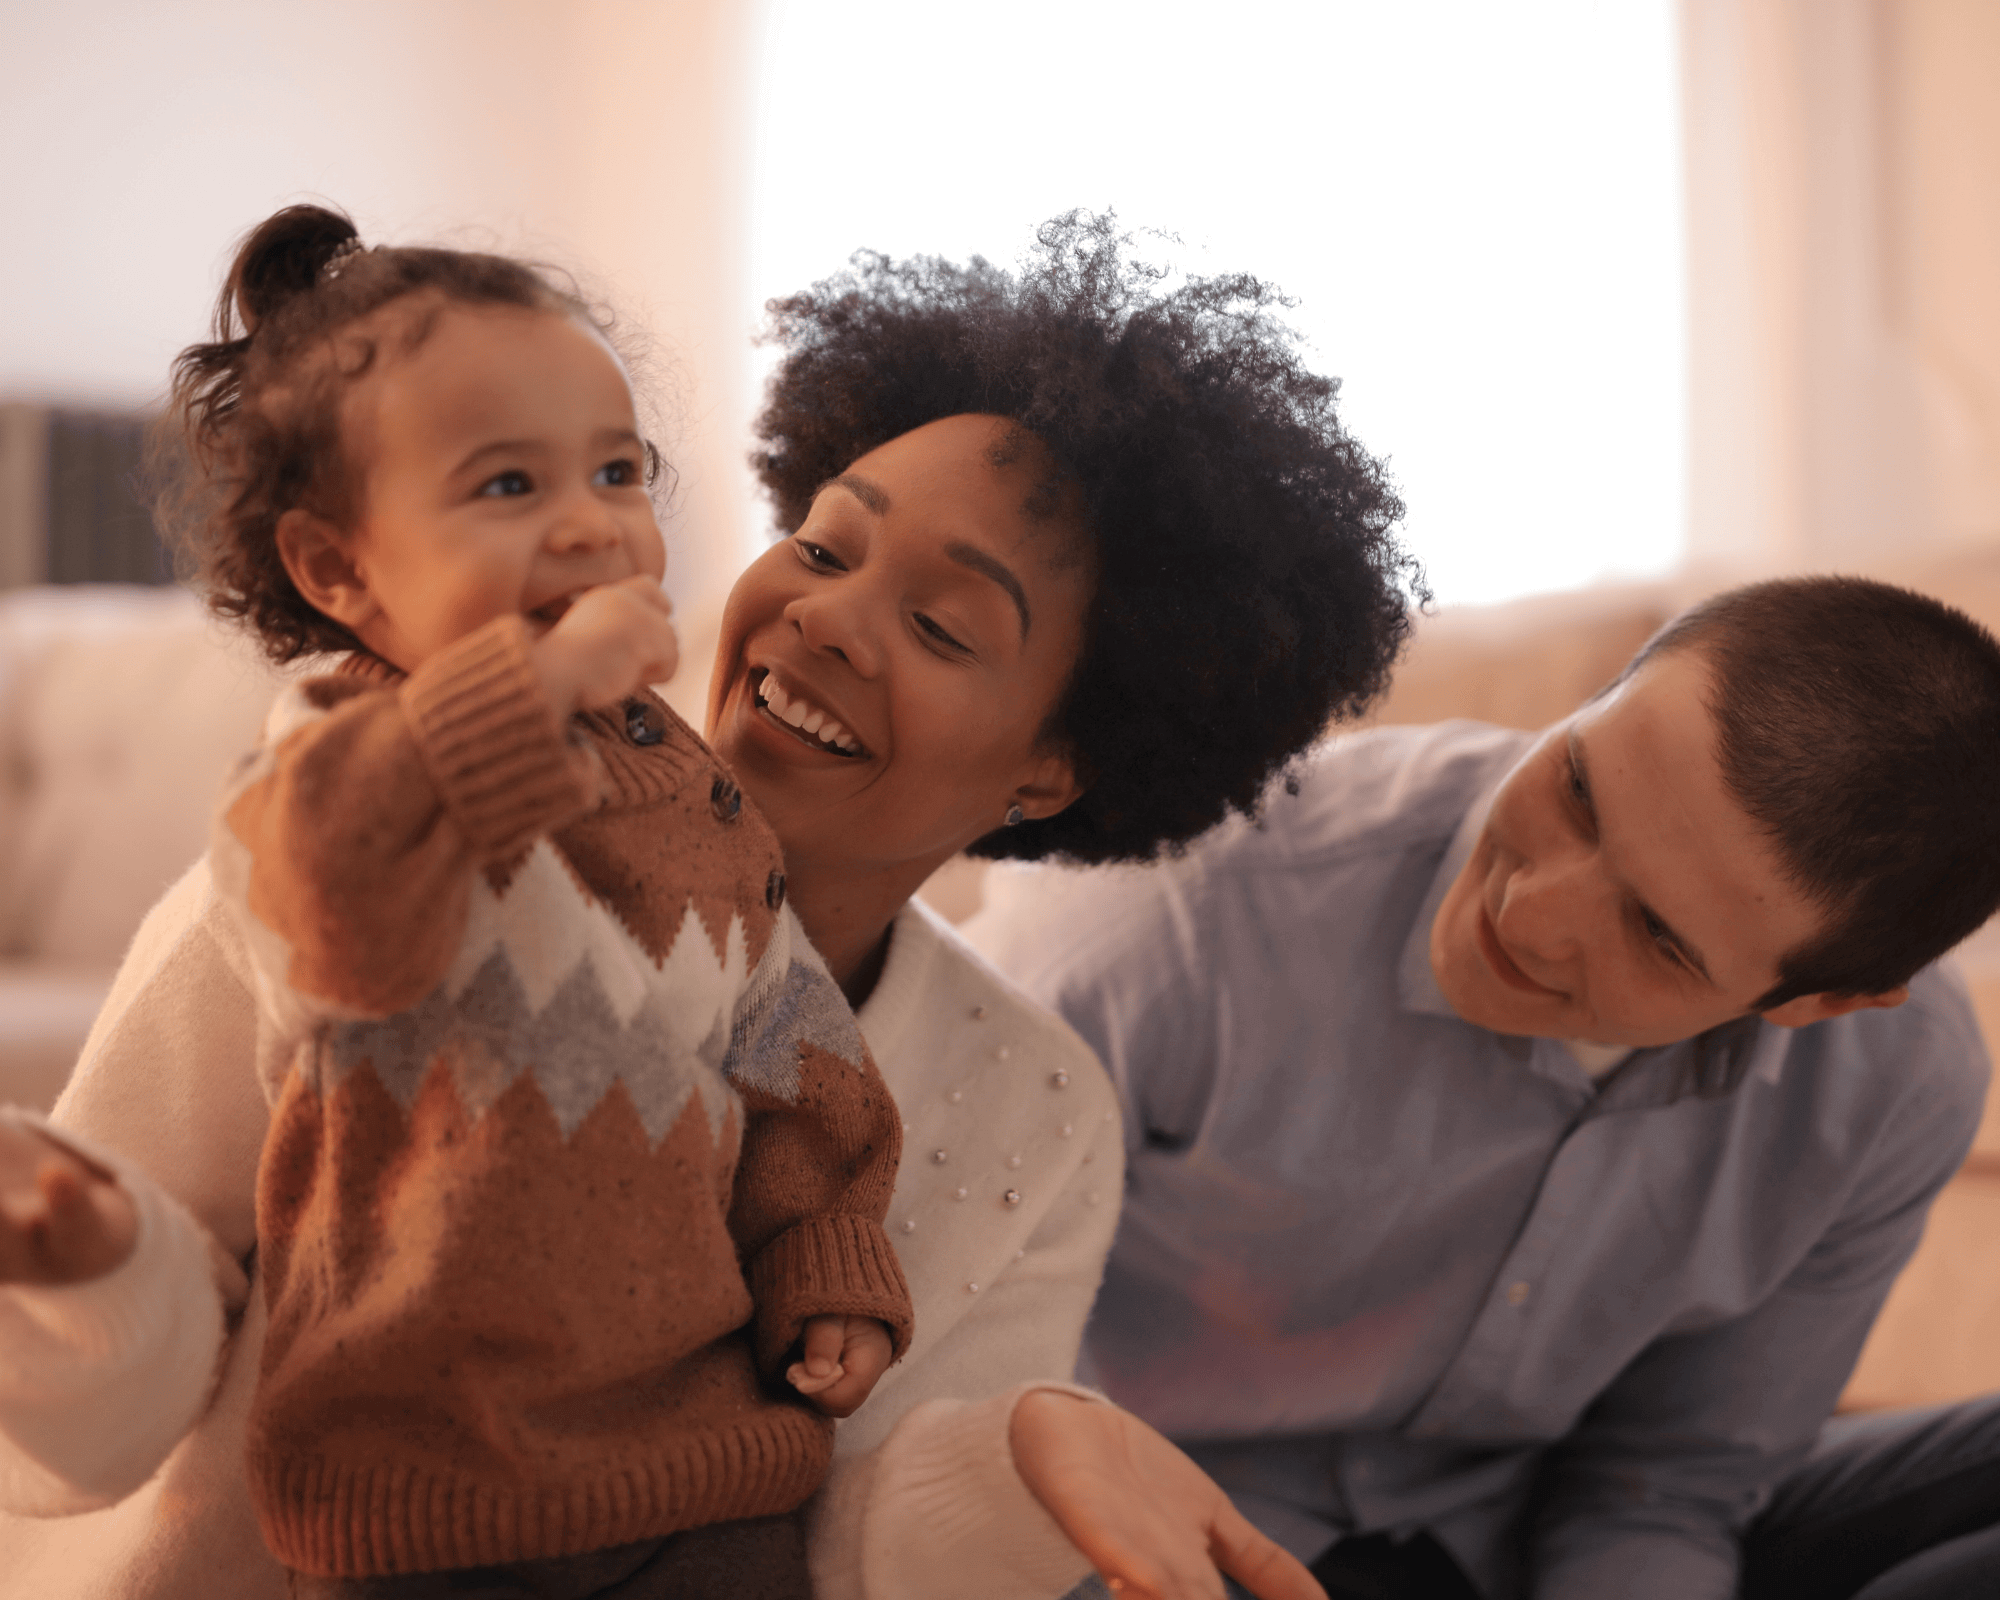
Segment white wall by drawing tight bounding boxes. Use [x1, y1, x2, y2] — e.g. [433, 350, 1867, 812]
[1680, 0, 2000, 574]
[0, 0, 760, 611]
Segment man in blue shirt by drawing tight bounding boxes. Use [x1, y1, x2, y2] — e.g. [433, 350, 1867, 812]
[969, 578, 2000, 1600]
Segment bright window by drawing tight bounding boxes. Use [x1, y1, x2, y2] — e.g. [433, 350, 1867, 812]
[750, 0, 1685, 606]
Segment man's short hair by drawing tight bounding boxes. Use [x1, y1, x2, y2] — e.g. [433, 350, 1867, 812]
[1626, 575, 2000, 1008]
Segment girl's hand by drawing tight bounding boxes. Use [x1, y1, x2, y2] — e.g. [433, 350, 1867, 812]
[0, 1119, 138, 1286]
[531, 576, 679, 714]
[1010, 1391, 1325, 1600]
[787, 1315, 895, 1418]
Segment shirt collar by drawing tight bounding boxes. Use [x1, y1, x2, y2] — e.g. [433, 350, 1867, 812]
[1397, 779, 1497, 1018]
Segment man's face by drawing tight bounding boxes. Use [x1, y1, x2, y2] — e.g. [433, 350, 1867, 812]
[1428, 648, 1835, 1046]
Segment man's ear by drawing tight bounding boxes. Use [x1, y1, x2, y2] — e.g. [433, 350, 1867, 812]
[275, 509, 378, 635]
[1010, 746, 1085, 825]
[1762, 986, 1910, 1030]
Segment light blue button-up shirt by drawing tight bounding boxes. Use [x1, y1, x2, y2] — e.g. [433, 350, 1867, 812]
[966, 722, 1989, 1600]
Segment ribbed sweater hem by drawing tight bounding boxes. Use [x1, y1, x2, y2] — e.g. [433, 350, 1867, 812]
[251, 1404, 831, 1577]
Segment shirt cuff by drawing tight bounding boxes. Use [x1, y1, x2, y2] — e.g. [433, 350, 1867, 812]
[0, 1109, 233, 1514]
[859, 1381, 1105, 1600]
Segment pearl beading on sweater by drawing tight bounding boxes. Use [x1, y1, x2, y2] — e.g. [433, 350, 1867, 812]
[890, 999, 1118, 1291]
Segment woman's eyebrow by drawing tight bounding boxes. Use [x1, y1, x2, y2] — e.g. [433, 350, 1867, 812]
[944, 541, 1031, 639]
[830, 472, 889, 514]
[825, 473, 1032, 639]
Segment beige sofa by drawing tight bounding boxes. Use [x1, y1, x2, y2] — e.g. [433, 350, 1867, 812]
[3, 567, 1996, 1412]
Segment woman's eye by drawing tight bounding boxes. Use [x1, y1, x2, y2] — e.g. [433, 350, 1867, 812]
[479, 470, 533, 498]
[915, 613, 969, 653]
[794, 538, 846, 572]
[594, 458, 641, 488]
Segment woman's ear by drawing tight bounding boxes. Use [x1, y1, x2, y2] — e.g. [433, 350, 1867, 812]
[1010, 747, 1085, 824]
[275, 509, 379, 634]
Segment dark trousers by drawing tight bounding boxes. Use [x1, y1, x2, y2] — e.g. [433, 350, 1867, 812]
[1195, 1394, 2000, 1600]
[285, 1513, 812, 1600]
[1742, 1394, 2000, 1600]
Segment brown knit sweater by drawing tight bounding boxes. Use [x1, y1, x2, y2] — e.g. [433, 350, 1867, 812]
[209, 616, 912, 1578]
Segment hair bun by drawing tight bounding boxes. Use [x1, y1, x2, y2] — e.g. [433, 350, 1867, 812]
[226, 204, 361, 334]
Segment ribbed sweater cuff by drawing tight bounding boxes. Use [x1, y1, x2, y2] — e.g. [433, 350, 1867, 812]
[398, 616, 597, 861]
[750, 1214, 916, 1374]
[860, 1383, 1103, 1599]
[0, 1109, 230, 1513]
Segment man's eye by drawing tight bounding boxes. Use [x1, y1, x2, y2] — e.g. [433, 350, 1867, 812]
[916, 613, 969, 653]
[479, 470, 532, 498]
[1641, 909, 1682, 965]
[594, 458, 641, 488]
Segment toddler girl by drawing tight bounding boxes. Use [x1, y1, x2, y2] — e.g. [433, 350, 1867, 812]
[152, 204, 910, 1598]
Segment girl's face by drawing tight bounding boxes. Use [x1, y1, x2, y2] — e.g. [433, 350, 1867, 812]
[706, 413, 1093, 883]
[311, 300, 665, 674]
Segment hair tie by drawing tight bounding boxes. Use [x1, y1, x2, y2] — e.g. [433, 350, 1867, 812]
[320, 237, 367, 282]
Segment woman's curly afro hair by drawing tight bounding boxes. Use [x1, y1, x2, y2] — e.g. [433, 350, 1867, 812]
[753, 211, 1423, 865]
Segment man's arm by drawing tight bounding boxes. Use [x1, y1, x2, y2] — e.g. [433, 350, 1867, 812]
[1528, 1005, 1987, 1600]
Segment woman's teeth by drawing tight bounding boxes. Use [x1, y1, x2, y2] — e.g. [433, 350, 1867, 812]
[756, 673, 861, 754]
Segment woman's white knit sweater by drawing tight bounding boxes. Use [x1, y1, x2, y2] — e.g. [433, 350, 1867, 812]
[0, 868, 1120, 1600]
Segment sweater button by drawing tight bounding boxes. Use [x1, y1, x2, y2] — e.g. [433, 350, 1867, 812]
[765, 869, 786, 910]
[624, 699, 666, 746]
[710, 776, 743, 821]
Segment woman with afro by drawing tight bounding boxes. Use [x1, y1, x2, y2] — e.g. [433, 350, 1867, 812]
[707, 211, 1422, 1599]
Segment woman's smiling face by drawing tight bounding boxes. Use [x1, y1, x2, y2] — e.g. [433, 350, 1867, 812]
[706, 413, 1093, 883]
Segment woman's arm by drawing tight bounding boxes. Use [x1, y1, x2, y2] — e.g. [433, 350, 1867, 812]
[805, 995, 1314, 1600]
[0, 865, 265, 1514]
[1009, 1392, 1323, 1600]
[0, 1109, 244, 1514]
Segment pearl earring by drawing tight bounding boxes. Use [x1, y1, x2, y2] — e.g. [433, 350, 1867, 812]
[1004, 803, 1025, 827]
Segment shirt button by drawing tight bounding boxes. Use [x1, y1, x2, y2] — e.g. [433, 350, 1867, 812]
[709, 775, 742, 822]
[624, 699, 666, 746]
[1506, 1280, 1531, 1307]
[765, 869, 786, 910]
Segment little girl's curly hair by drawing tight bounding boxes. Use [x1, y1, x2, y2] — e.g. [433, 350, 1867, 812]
[153, 204, 638, 663]
[754, 212, 1424, 864]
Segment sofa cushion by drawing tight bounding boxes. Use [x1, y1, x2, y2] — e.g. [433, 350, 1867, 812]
[0, 586, 286, 966]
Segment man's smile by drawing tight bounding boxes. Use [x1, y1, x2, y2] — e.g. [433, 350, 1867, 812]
[1475, 904, 1565, 998]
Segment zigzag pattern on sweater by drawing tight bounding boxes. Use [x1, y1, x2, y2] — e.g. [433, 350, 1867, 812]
[310, 839, 867, 1148]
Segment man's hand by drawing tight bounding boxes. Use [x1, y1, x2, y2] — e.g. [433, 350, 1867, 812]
[787, 1315, 894, 1418]
[530, 576, 679, 714]
[0, 1119, 137, 1287]
[1011, 1390, 1325, 1600]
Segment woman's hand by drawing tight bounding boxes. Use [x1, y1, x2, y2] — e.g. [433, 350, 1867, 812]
[0, 1119, 137, 1286]
[1011, 1390, 1325, 1600]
